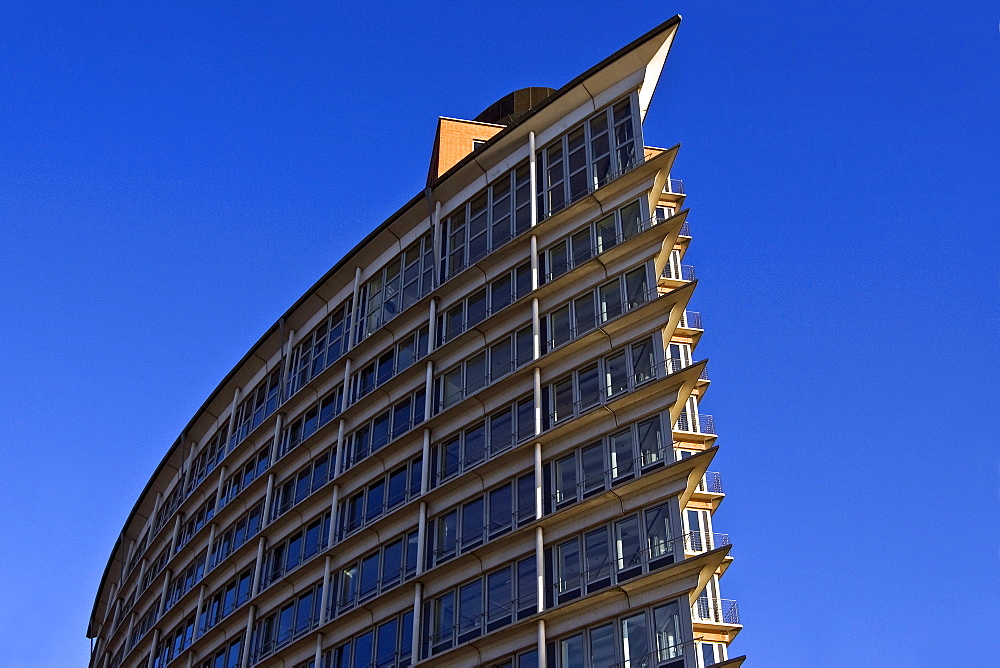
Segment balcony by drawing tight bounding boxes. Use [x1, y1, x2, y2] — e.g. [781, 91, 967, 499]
[698, 471, 724, 494]
[674, 412, 714, 435]
[661, 264, 695, 281]
[678, 220, 691, 237]
[681, 531, 730, 554]
[678, 310, 702, 329]
[695, 597, 741, 626]
[666, 178, 685, 194]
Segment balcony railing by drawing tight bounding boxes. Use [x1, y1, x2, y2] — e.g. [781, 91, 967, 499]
[698, 471, 724, 494]
[695, 597, 741, 626]
[661, 264, 695, 281]
[678, 220, 691, 237]
[679, 310, 702, 329]
[682, 531, 730, 554]
[667, 178, 685, 194]
[675, 412, 714, 434]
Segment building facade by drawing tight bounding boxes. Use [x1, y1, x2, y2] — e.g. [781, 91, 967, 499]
[88, 16, 744, 668]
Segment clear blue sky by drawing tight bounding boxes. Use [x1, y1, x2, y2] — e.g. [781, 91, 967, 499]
[1, 2, 997, 666]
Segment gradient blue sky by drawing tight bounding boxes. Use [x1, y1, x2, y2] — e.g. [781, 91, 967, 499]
[1, 2, 997, 666]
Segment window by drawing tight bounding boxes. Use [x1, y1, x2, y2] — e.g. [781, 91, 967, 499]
[261, 512, 331, 588]
[351, 325, 429, 401]
[271, 450, 334, 520]
[230, 368, 282, 448]
[543, 263, 656, 351]
[210, 502, 263, 567]
[343, 386, 425, 469]
[323, 610, 414, 668]
[550, 601, 686, 668]
[442, 166, 532, 280]
[339, 456, 422, 538]
[539, 199, 649, 284]
[176, 497, 215, 553]
[279, 384, 343, 457]
[437, 262, 531, 345]
[428, 395, 535, 487]
[434, 325, 532, 411]
[164, 551, 206, 611]
[544, 336, 661, 426]
[544, 501, 679, 605]
[536, 96, 640, 221]
[219, 445, 270, 508]
[185, 424, 229, 496]
[196, 637, 242, 668]
[356, 234, 434, 341]
[287, 300, 352, 396]
[422, 555, 536, 658]
[425, 471, 534, 568]
[251, 581, 323, 661]
[198, 565, 254, 633]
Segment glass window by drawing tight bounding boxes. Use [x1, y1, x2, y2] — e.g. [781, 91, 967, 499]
[375, 618, 398, 668]
[458, 581, 483, 639]
[645, 504, 673, 562]
[610, 429, 635, 481]
[577, 364, 600, 410]
[589, 623, 617, 668]
[559, 634, 584, 667]
[653, 601, 683, 661]
[599, 279, 623, 322]
[486, 566, 513, 628]
[584, 527, 611, 587]
[557, 539, 581, 595]
[461, 498, 484, 550]
[621, 613, 649, 668]
[615, 517, 642, 573]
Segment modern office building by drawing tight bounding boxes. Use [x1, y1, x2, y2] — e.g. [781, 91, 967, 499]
[88, 15, 744, 668]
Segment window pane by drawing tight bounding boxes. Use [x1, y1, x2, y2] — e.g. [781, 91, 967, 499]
[645, 503, 673, 561]
[577, 364, 600, 410]
[458, 581, 483, 637]
[589, 623, 617, 668]
[619, 201, 642, 240]
[555, 454, 577, 504]
[615, 517, 642, 572]
[631, 338, 655, 385]
[585, 527, 611, 585]
[621, 613, 649, 668]
[489, 484, 513, 535]
[375, 618, 398, 668]
[610, 430, 635, 480]
[559, 634, 584, 667]
[637, 417, 663, 467]
[461, 498, 484, 549]
[574, 294, 597, 336]
[599, 280, 623, 322]
[466, 352, 487, 393]
[557, 539, 581, 593]
[486, 566, 513, 625]
[605, 352, 629, 397]
[624, 267, 648, 309]
[653, 601, 683, 661]
[595, 214, 617, 253]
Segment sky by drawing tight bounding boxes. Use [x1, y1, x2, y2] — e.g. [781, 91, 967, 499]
[0, 1, 997, 666]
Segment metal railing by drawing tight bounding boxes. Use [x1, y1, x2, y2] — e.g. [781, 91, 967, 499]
[678, 220, 691, 237]
[683, 531, 730, 554]
[661, 264, 696, 281]
[679, 310, 702, 329]
[699, 471, 724, 494]
[667, 178, 685, 194]
[695, 597, 740, 625]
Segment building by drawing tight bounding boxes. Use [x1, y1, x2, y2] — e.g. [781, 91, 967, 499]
[87, 15, 744, 668]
